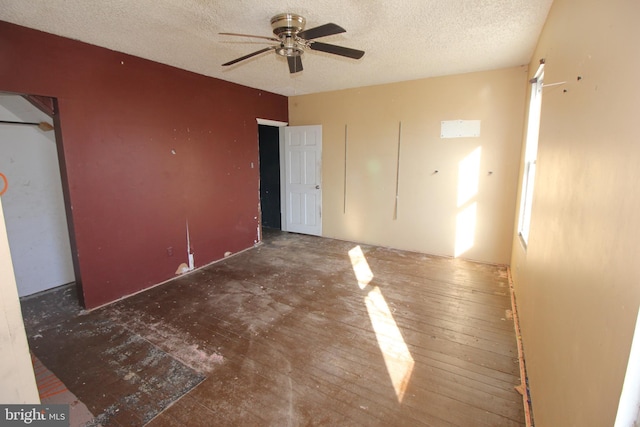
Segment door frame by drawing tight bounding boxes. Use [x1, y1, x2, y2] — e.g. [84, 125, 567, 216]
[0, 93, 79, 299]
[255, 119, 323, 236]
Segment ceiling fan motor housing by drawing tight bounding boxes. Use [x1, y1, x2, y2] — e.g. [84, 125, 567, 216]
[271, 13, 306, 57]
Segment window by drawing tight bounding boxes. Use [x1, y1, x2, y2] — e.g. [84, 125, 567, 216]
[518, 63, 544, 246]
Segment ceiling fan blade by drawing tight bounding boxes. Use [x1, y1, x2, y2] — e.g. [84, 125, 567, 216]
[222, 46, 276, 66]
[219, 32, 280, 42]
[287, 56, 303, 74]
[309, 41, 365, 59]
[297, 23, 345, 40]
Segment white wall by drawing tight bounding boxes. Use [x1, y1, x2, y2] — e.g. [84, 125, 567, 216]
[0, 95, 74, 296]
[0, 196, 40, 403]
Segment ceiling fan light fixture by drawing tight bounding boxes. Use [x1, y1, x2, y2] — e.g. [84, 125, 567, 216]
[276, 35, 304, 57]
[276, 46, 304, 57]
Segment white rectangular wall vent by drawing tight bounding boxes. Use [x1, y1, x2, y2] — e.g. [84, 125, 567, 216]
[441, 120, 481, 138]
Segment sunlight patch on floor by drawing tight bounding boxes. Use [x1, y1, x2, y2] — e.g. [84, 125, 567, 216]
[348, 245, 373, 290]
[349, 245, 414, 403]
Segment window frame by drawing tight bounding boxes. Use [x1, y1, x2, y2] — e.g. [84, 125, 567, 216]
[518, 63, 544, 247]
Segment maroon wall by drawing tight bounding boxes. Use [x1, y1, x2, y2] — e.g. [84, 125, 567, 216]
[0, 21, 288, 308]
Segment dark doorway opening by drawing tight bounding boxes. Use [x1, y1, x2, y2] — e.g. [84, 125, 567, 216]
[259, 125, 281, 230]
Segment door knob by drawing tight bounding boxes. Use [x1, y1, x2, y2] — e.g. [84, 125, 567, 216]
[315, 185, 320, 189]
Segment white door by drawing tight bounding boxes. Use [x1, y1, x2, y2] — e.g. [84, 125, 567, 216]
[280, 125, 322, 236]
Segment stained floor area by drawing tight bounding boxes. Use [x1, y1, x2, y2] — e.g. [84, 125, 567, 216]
[21, 230, 524, 426]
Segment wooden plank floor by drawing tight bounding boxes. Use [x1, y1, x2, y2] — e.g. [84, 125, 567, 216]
[21, 229, 524, 426]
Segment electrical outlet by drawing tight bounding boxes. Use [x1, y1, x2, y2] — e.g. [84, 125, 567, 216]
[167, 247, 173, 257]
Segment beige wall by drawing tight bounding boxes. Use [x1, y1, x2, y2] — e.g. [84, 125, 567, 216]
[289, 67, 527, 264]
[510, 0, 640, 425]
[0, 198, 40, 403]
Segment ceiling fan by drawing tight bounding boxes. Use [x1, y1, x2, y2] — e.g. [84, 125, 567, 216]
[220, 13, 365, 74]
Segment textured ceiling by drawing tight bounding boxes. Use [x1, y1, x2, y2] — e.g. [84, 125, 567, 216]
[0, 0, 553, 96]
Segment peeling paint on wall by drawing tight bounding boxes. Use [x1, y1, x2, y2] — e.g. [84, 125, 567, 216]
[186, 220, 194, 271]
